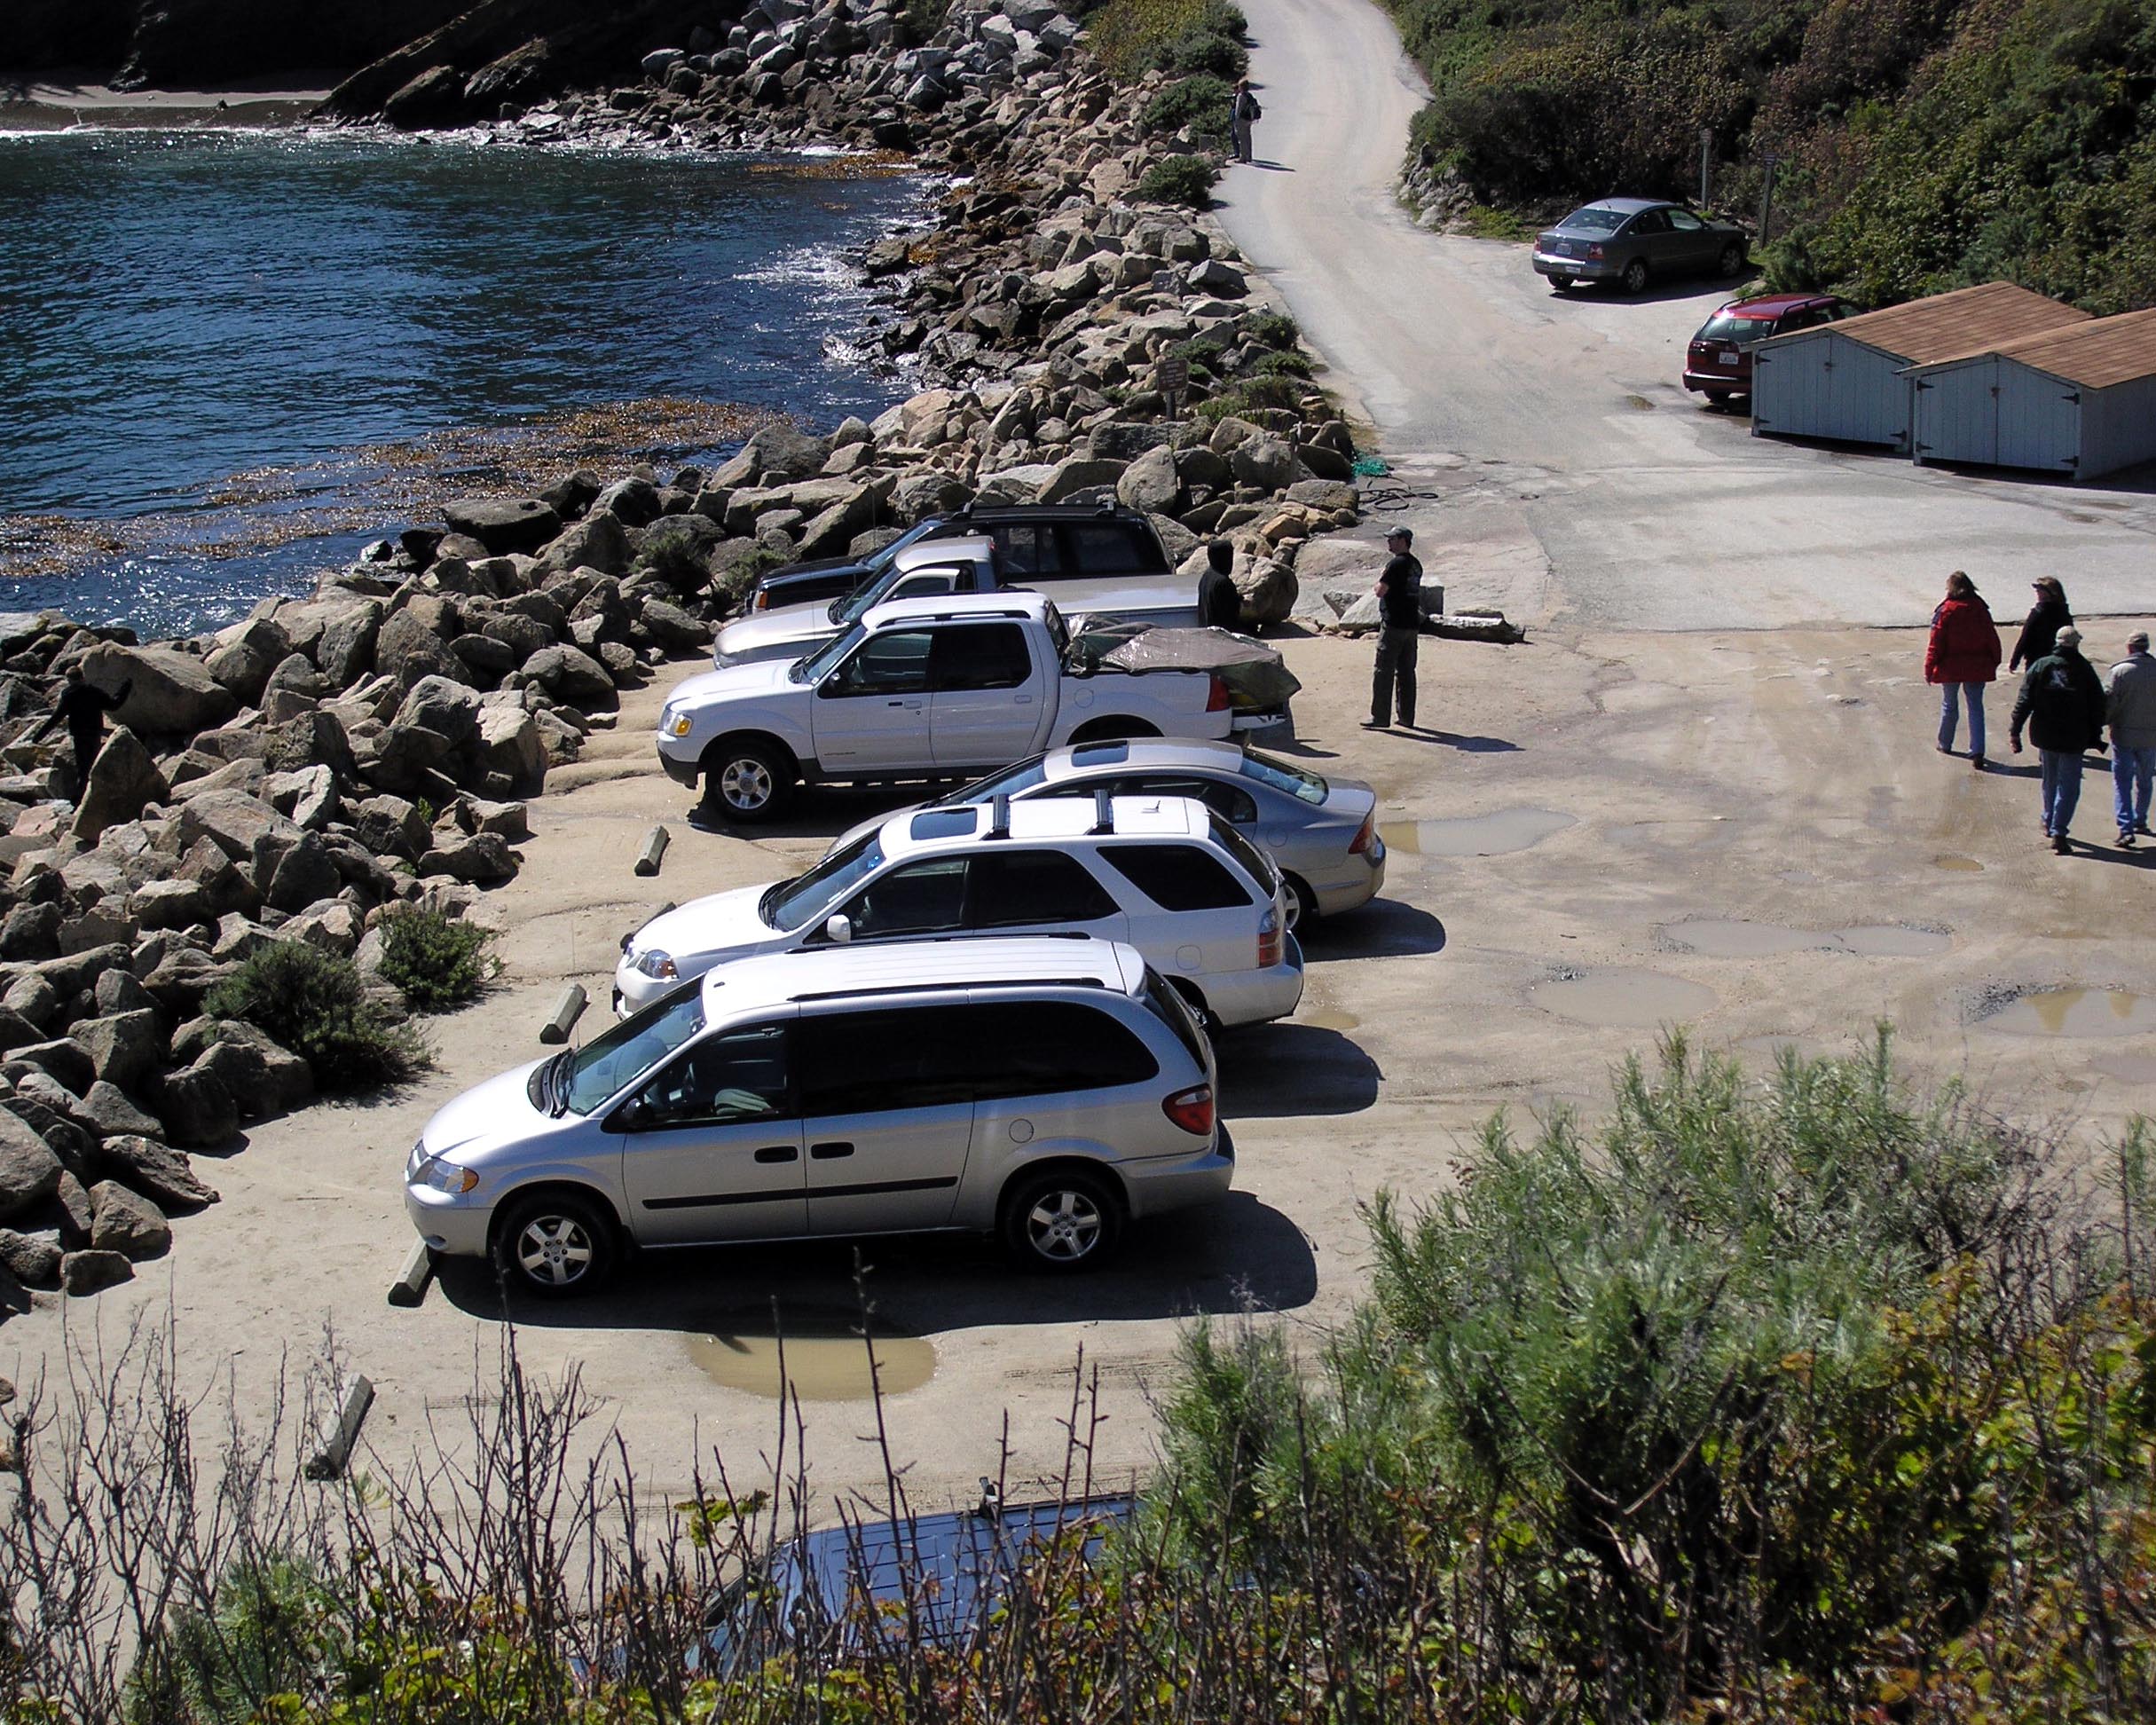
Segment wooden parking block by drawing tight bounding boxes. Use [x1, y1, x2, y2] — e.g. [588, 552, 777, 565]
[540, 983, 587, 1044]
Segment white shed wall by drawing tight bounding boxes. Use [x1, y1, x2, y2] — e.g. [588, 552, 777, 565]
[2079, 372, 2156, 482]
[1753, 333, 1913, 449]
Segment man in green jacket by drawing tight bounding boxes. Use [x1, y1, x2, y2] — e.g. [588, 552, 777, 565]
[2009, 626, 2108, 855]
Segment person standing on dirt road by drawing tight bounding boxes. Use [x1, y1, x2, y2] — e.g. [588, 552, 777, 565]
[2106, 629, 2156, 848]
[1231, 79, 1262, 164]
[1924, 570, 2003, 769]
[33, 666, 133, 798]
[1365, 527, 1422, 731]
[2009, 575, 2073, 672]
[2010, 626, 2109, 855]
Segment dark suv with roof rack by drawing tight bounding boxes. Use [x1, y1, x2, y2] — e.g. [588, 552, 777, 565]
[744, 503, 1172, 615]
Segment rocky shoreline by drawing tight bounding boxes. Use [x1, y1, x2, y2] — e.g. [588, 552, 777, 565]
[0, 0, 1382, 1313]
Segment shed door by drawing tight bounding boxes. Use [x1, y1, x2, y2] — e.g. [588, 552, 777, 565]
[1995, 363, 2081, 473]
[1916, 358, 1997, 466]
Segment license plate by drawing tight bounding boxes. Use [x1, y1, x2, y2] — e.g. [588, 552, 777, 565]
[1719, 353, 1741, 366]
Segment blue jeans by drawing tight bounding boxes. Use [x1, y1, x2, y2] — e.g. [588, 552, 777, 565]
[2040, 749, 2085, 837]
[1936, 682, 1986, 757]
[2114, 744, 2155, 833]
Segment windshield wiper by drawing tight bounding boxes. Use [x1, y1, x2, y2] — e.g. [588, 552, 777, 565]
[542, 1049, 574, 1116]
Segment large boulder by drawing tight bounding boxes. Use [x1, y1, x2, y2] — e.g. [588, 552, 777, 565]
[74, 1011, 163, 1096]
[475, 705, 547, 798]
[89, 1181, 170, 1261]
[382, 63, 466, 130]
[83, 644, 237, 736]
[417, 831, 517, 885]
[635, 515, 727, 593]
[532, 510, 631, 578]
[158, 1059, 239, 1150]
[177, 790, 296, 870]
[1037, 457, 1124, 505]
[262, 832, 342, 914]
[1229, 434, 1299, 492]
[97, 1134, 221, 1211]
[0, 1228, 61, 1290]
[523, 644, 617, 707]
[373, 610, 462, 688]
[60, 1248, 133, 1296]
[71, 729, 168, 845]
[1115, 445, 1184, 516]
[441, 497, 561, 555]
[394, 676, 483, 753]
[316, 602, 384, 685]
[743, 422, 832, 483]
[0, 1115, 62, 1224]
[1235, 557, 1300, 626]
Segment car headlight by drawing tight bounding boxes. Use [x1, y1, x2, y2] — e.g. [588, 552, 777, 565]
[636, 949, 678, 981]
[664, 710, 693, 738]
[415, 1155, 478, 1195]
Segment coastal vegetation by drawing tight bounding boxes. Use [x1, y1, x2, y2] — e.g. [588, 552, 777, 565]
[1386, 0, 2156, 311]
[375, 906, 500, 1012]
[202, 942, 429, 1092]
[9, 1038, 2152, 1720]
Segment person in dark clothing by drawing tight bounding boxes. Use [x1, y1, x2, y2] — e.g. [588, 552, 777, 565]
[1923, 569, 2003, 768]
[1198, 540, 1243, 632]
[1365, 527, 1423, 730]
[2009, 576, 2073, 672]
[2009, 626, 2108, 854]
[1230, 79, 1262, 164]
[33, 667, 133, 794]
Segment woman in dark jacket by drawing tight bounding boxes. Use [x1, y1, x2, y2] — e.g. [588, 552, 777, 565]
[2010, 576, 2072, 672]
[1924, 570, 2003, 768]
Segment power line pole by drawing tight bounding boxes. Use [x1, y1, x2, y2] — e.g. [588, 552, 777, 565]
[1699, 127, 1712, 208]
[1757, 152, 1782, 247]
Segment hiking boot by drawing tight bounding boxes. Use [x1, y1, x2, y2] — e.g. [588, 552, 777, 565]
[2051, 833, 2072, 855]
[2121, 830, 2138, 849]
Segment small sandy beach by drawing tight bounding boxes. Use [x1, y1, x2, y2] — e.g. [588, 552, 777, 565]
[0, 72, 334, 130]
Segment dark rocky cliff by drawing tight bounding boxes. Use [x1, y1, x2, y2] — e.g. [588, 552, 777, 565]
[4, 0, 474, 85]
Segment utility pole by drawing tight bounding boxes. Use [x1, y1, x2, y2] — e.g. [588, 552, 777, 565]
[1757, 152, 1782, 247]
[1699, 127, 1713, 209]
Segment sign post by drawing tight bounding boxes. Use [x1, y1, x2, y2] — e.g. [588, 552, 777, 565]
[1154, 353, 1191, 419]
[1757, 152, 1782, 247]
[1699, 127, 1713, 209]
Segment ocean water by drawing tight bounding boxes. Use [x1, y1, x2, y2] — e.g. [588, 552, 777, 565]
[0, 129, 925, 638]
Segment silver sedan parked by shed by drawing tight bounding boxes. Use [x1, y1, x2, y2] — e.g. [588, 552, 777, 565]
[826, 737, 1386, 923]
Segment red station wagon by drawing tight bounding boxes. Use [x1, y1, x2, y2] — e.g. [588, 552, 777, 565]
[1683, 292, 1856, 405]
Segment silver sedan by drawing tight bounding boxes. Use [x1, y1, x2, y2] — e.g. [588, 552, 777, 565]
[826, 737, 1387, 922]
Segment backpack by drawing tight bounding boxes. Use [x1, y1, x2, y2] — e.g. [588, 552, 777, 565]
[1237, 91, 1262, 121]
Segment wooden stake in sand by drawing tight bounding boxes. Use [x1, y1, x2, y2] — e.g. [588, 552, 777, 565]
[634, 824, 671, 877]
[305, 1375, 375, 1481]
[540, 983, 587, 1044]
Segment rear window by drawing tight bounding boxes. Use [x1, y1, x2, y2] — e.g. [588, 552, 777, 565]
[1558, 206, 1627, 233]
[1697, 311, 1774, 343]
[1239, 749, 1326, 805]
[1208, 815, 1279, 891]
[1100, 843, 1252, 911]
[964, 1001, 1158, 1097]
[796, 1001, 1154, 1111]
[1140, 965, 1208, 1064]
[931, 754, 1050, 807]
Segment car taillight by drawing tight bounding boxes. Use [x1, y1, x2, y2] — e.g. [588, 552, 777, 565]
[1257, 904, 1282, 968]
[1348, 813, 1377, 856]
[1206, 674, 1230, 712]
[1586, 243, 1604, 260]
[1162, 1083, 1214, 1136]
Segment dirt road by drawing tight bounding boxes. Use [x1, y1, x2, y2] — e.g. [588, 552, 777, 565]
[1212, 0, 2156, 630]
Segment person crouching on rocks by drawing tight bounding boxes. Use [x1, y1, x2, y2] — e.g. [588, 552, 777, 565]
[34, 666, 133, 799]
[1924, 569, 2002, 768]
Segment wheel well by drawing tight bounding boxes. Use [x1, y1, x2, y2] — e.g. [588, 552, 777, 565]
[998, 1157, 1129, 1226]
[1283, 871, 1318, 919]
[1068, 718, 1161, 744]
[701, 730, 799, 776]
[487, 1181, 626, 1256]
[1166, 976, 1211, 1016]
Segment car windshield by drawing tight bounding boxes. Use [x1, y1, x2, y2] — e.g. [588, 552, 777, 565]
[820, 522, 941, 623]
[1697, 311, 1775, 343]
[562, 982, 705, 1115]
[1239, 749, 1327, 805]
[791, 622, 865, 684]
[763, 832, 885, 930]
[931, 754, 1051, 807]
[1558, 206, 1629, 233]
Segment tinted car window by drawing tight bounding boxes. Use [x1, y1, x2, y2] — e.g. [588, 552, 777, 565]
[929, 623, 1031, 691]
[1065, 524, 1149, 576]
[1100, 844, 1252, 910]
[826, 630, 932, 696]
[1140, 964, 1208, 1063]
[1208, 815, 1278, 891]
[1669, 209, 1704, 232]
[969, 850, 1120, 927]
[1559, 206, 1626, 233]
[633, 1022, 791, 1128]
[964, 1002, 1158, 1097]
[887, 568, 962, 602]
[1697, 311, 1774, 343]
[990, 524, 1061, 576]
[842, 857, 970, 937]
[929, 753, 1050, 807]
[1627, 209, 1669, 235]
[798, 1007, 978, 1114]
[1113, 773, 1257, 823]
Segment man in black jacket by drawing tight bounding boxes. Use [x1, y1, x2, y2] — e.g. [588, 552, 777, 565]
[1365, 527, 1422, 730]
[33, 667, 133, 797]
[2010, 626, 2107, 854]
[1198, 540, 1243, 632]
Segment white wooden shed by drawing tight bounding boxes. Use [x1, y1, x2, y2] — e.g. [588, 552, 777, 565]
[1751, 282, 2089, 453]
[1904, 308, 2156, 482]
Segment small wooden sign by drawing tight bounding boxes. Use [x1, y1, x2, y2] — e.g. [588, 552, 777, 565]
[1154, 354, 1191, 413]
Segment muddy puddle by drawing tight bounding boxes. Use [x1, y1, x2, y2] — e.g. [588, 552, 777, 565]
[1530, 969, 1718, 1028]
[1663, 919, 1949, 958]
[685, 1304, 936, 1402]
[1382, 808, 1574, 857]
[1299, 1005, 1362, 1034]
[1979, 989, 2156, 1039]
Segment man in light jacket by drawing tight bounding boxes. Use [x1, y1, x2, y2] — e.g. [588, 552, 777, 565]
[2107, 629, 2156, 848]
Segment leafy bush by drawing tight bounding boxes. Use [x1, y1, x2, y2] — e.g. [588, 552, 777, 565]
[1139, 72, 1234, 137]
[1251, 350, 1312, 378]
[1137, 154, 1218, 209]
[1239, 308, 1300, 349]
[1091, 0, 1247, 82]
[203, 941, 429, 1092]
[376, 906, 499, 1012]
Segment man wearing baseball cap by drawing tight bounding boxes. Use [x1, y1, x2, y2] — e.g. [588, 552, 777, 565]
[1365, 526, 1423, 730]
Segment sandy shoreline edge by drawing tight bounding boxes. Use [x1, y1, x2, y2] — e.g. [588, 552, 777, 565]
[0, 75, 334, 130]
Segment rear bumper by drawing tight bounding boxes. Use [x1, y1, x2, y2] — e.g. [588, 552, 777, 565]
[1682, 369, 1751, 395]
[1310, 848, 1385, 918]
[1532, 251, 1615, 280]
[1204, 945, 1305, 1027]
[1119, 1126, 1235, 1220]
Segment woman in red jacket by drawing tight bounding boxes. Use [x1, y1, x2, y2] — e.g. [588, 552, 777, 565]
[1925, 570, 2004, 768]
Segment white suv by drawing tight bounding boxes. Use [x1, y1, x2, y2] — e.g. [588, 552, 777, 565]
[616, 793, 1304, 1033]
[405, 937, 1231, 1296]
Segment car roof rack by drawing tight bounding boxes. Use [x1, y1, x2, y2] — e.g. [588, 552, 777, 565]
[985, 795, 1011, 839]
[1089, 788, 1115, 835]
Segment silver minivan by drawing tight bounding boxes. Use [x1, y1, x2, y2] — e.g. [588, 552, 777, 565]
[405, 937, 1231, 1296]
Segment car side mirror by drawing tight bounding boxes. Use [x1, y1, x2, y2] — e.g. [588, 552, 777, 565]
[824, 913, 854, 944]
[612, 1098, 650, 1133]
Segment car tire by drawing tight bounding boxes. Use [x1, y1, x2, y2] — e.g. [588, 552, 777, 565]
[1620, 258, 1649, 295]
[1704, 390, 1733, 408]
[1001, 1167, 1125, 1273]
[1168, 980, 1224, 1045]
[703, 737, 792, 823]
[493, 1190, 618, 1298]
[1718, 242, 1746, 277]
[1549, 278, 1574, 294]
[1285, 873, 1319, 928]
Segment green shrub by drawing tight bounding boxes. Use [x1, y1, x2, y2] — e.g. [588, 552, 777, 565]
[1137, 154, 1218, 209]
[1239, 308, 1300, 349]
[711, 544, 783, 610]
[1091, 0, 1247, 82]
[1251, 349, 1312, 378]
[1139, 72, 1235, 137]
[203, 941, 429, 1093]
[128, 1554, 346, 1724]
[376, 906, 500, 1012]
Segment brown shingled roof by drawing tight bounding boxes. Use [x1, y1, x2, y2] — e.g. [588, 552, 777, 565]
[1926, 306, 2156, 389]
[1798, 281, 2089, 364]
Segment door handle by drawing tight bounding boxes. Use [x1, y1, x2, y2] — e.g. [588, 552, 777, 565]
[753, 1146, 799, 1164]
[810, 1140, 854, 1160]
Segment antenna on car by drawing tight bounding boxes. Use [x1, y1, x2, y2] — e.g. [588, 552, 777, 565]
[1089, 787, 1114, 835]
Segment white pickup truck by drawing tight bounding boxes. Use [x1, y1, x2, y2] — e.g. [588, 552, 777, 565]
[657, 590, 1248, 821]
[711, 534, 1201, 669]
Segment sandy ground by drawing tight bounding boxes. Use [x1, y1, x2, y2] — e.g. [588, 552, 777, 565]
[0, 75, 333, 130]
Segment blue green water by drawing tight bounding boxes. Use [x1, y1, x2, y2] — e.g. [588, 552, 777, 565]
[0, 130, 924, 636]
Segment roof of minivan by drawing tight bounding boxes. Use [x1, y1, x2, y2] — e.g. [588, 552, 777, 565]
[881, 792, 1210, 854]
[862, 588, 1053, 629]
[697, 935, 1145, 1014]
